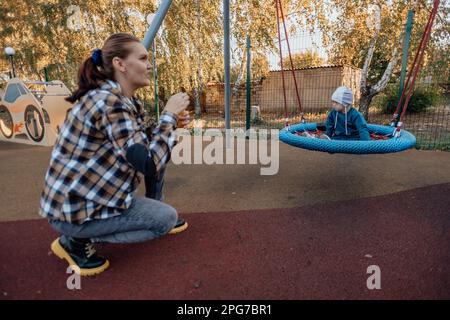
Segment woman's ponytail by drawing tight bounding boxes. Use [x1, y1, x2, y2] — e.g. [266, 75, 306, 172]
[66, 33, 140, 103]
[66, 54, 108, 103]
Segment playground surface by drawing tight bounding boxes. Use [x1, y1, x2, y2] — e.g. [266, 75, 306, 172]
[0, 139, 449, 299]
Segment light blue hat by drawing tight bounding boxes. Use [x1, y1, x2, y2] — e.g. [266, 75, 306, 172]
[331, 86, 353, 107]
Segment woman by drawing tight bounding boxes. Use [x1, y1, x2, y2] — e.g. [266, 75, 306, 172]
[39, 33, 191, 276]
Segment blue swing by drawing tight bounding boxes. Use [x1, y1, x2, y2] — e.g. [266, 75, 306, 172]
[279, 123, 416, 154]
[272, 0, 442, 155]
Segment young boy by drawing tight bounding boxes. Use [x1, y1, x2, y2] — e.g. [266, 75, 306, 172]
[325, 86, 370, 141]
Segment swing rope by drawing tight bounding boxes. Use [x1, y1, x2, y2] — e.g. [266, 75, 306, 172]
[392, 0, 440, 136]
[275, 0, 289, 127]
[275, 0, 304, 128]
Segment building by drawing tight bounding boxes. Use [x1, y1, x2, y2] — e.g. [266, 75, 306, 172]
[259, 65, 362, 112]
[204, 65, 362, 114]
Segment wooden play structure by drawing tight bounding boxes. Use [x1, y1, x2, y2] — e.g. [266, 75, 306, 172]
[0, 78, 72, 146]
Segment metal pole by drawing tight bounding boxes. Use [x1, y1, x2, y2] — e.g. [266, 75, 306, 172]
[245, 35, 251, 133]
[224, 0, 231, 145]
[9, 56, 15, 78]
[44, 66, 49, 82]
[142, 0, 173, 50]
[195, 0, 202, 118]
[397, 10, 414, 106]
[152, 41, 160, 121]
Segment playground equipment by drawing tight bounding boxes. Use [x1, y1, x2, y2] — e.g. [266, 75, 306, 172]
[142, 0, 231, 135]
[0, 78, 72, 146]
[277, 0, 440, 154]
[0, 2, 177, 148]
[281, 123, 416, 154]
[0, 0, 203, 148]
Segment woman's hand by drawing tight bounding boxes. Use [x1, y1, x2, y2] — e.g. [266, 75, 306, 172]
[177, 110, 192, 129]
[164, 92, 190, 115]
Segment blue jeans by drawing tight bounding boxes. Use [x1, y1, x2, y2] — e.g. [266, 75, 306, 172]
[144, 167, 166, 201]
[49, 168, 177, 244]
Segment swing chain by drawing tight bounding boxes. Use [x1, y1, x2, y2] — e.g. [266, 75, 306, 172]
[300, 112, 306, 124]
[390, 113, 399, 127]
[285, 118, 291, 131]
[393, 122, 403, 138]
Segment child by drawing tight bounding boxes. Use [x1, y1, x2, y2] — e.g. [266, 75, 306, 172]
[325, 86, 370, 141]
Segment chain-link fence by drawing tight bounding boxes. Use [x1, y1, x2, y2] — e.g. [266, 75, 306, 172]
[144, 32, 449, 151]
[1, 12, 448, 151]
[176, 78, 450, 151]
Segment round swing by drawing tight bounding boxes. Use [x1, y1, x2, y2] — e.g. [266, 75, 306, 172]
[274, 0, 439, 155]
[280, 123, 416, 154]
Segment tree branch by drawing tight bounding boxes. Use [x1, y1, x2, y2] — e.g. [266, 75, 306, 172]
[371, 47, 399, 94]
[371, 31, 403, 94]
[233, 47, 246, 95]
[360, 34, 379, 92]
[360, 4, 381, 93]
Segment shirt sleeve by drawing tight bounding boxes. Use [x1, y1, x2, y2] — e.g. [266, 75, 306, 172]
[100, 95, 178, 173]
[148, 111, 179, 171]
[325, 110, 335, 137]
[354, 113, 371, 141]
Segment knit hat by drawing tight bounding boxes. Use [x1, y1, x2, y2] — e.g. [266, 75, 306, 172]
[331, 86, 353, 107]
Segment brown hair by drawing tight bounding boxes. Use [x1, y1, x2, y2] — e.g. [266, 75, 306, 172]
[66, 33, 140, 103]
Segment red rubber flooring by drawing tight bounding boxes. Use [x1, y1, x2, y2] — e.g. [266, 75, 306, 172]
[1, 183, 449, 300]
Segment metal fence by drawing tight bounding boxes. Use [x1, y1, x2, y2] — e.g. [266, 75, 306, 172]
[145, 32, 450, 151]
[1, 27, 448, 151]
[175, 84, 450, 151]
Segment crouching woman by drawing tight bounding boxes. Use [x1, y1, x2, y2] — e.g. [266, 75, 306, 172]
[39, 33, 190, 276]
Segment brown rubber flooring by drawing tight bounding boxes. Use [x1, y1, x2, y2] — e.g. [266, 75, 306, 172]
[0, 139, 449, 299]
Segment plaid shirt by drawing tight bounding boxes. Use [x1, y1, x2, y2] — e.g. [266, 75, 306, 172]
[39, 80, 178, 224]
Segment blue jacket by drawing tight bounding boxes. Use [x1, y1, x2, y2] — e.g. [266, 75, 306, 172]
[325, 107, 370, 141]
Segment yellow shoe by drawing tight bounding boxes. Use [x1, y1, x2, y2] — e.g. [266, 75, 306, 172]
[51, 236, 110, 277]
[169, 218, 188, 235]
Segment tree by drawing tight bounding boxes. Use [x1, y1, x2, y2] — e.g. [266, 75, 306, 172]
[230, 0, 279, 101]
[281, 50, 326, 69]
[251, 54, 270, 81]
[313, 0, 437, 120]
[359, 4, 402, 120]
[422, 1, 450, 87]
[0, 0, 157, 86]
[1, 0, 446, 119]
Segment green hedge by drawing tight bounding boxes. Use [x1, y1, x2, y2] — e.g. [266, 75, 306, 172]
[377, 84, 442, 114]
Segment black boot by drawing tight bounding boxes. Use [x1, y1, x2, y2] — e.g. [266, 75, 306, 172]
[168, 218, 188, 235]
[51, 235, 109, 276]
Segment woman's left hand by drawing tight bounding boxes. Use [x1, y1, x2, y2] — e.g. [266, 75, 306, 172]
[177, 110, 192, 129]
